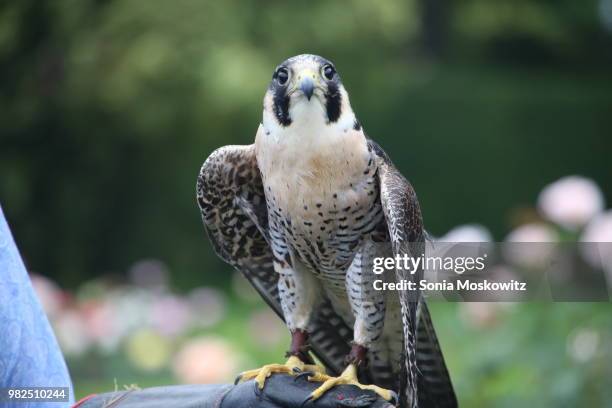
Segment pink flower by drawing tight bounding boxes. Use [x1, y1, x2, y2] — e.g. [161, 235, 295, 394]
[439, 224, 492, 242]
[128, 259, 169, 291]
[81, 299, 117, 351]
[434, 225, 493, 277]
[505, 223, 558, 243]
[537, 176, 604, 229]
[189, 287, 226, 328]
[172, 337, 241, 383]
[580, 211, 612, 287]
[54, 309, 91, 356]
[504, 223, 558, 270]
[150, 295, 193, 337]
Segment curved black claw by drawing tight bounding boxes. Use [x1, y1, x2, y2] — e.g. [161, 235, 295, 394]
[233, 374, 243, 385]
[300, 394, 314, 408]
[294, 370, 314, 382]
[254, 382, 263, 398]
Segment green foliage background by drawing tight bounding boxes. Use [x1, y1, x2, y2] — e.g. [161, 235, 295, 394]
[2, 0, 611, 287]
[1, 0, 612, 406]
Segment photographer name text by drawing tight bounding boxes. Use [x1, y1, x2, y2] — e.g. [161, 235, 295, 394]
[372, 253, 527, 292]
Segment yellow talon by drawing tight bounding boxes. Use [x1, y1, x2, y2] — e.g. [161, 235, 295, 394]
[236, 356, 326, 390]
[308, 364, 396, 402]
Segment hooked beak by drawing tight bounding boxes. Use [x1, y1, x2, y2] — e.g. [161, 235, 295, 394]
[299, 77, 315, 101]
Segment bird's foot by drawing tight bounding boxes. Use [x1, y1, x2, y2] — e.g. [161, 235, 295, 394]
[235, 355, 326, 390]
[307, 363, 397, 403]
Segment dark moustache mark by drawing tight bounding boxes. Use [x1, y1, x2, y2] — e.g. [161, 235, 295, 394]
[325, 81, 342, 123]
[273, 86, 292, 126]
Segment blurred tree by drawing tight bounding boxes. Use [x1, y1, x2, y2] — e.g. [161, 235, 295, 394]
[419, 0, 451, 58]
[0, 0, 611, 289]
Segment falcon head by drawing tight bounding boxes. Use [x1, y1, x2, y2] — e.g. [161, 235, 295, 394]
[263, 54, 357, 130]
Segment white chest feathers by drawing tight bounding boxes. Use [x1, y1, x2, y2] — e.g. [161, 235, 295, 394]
[255, 119, 372, 216]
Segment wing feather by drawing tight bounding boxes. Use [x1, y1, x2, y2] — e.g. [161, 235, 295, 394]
[416, 301, 458, 408]
[196, 144, 352, 375]
[371, 139, 457, 408]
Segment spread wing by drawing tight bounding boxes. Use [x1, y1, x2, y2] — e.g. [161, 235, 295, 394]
[196, 144, 352, 375]
[371, 139, 457, 408]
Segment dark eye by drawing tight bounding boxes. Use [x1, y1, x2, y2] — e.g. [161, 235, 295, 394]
[276, 67, 289, 85]
[323, 64, 335, 80]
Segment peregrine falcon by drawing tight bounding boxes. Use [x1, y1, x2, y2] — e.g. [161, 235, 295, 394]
[197, 54, 456, 408]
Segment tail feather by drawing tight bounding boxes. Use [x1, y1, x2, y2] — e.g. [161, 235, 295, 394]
[415, 301, 458, 408]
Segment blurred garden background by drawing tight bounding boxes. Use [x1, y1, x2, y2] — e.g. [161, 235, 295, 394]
[1, 0, 612, 406]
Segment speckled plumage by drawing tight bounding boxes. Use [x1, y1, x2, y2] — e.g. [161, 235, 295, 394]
[197, 55, 456, 408]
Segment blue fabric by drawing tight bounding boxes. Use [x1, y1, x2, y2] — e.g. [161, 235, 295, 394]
[0, 206, 74, 407]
